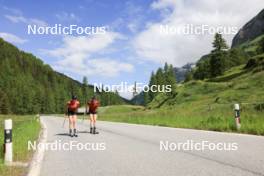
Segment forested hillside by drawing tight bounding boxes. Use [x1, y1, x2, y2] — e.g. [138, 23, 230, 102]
[0, 38, 125, 114]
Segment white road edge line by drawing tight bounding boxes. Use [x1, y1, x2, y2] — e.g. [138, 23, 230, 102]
[27, 116, 47, 176]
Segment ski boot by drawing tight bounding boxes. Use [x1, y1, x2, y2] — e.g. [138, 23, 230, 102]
[93, 127, 99, 134]
[73, 129, 78, 137]
[69, 129, 74, 137]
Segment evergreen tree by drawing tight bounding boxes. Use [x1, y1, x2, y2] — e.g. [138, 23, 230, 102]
[0, 89, 10, 114]
[148, 71, 158, 101]
[143, 92, 150, 105]
[193, 58, 211, 80]
[210, 33, 229, 77]
[156, 68, 164, 86]
[210, 52, 226, 77]
[166, 64, 177, 96]
[82, 76, 88, 104]
[212, 33, 228, 52]
[184, 71, 193, 82]
[164, 62, 169, 73]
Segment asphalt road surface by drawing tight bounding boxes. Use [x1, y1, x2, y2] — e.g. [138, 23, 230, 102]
[39, 116, 264, 176]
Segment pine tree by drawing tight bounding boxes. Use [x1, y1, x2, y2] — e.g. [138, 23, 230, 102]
[143, 92, 150, 105]
[156, 68, 164, 86]
[0, 89, 10, 114]
[193, 59, 211, 80]
[212, 33, 228, 52]
[210, 33, 229, 77]
[184, 71, 193, 82]
[164, 62, 169, 73]
[210, 52, 226, 77]
[148, 71, 158, 101]
[82, 76, 88, 105]
[166, 64, 177, 96]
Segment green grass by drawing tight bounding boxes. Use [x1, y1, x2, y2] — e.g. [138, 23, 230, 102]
[0, 115, 41, 176]
[99, 68, 264, 135]
[99, 104, 264, 135]
[239, 34, 264, 55]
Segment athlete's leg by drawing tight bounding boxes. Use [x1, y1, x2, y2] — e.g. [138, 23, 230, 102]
[89, 113, 93, 133]
[92, 114, 98, 134]
[69, 115, 74, 136]
[93, 114, 97, 127]
[73, 115, 78, 137]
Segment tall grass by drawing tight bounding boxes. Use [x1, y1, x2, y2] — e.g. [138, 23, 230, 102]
[0, 115, 41, 176]
[99, 105, 264, 135]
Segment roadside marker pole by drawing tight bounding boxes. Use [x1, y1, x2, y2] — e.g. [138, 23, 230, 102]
[234, 104, 241, 130]
[4, 119, 13, 164]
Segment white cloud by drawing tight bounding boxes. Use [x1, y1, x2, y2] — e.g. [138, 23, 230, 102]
[54, 58, 133, 77]
[0, 32, 27, 44]
[125, 1, 143, 33]
[133, 0, 264, 66]
[44, 32, 122, 57]
[42, 32, 133, 77]
[3, 6, 47, 26]
[127, 23, 138, 33]
[2, 6, 22, 15]
[109, 2, 145, 33]
[55, 12, 80, 22]
[5, 14, 47, 26]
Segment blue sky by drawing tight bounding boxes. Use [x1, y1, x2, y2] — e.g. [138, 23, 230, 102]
[1, 0, 264, 99]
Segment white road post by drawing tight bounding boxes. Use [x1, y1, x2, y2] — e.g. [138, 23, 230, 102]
[234, 104, 241, 130]
[4, 119, 13, 164]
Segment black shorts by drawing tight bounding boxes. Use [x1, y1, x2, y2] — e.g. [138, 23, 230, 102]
[88, 110, 97, 115]
[68, 110, 77, 116]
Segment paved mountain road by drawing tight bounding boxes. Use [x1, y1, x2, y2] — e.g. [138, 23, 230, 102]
[38, 116, 264, 176]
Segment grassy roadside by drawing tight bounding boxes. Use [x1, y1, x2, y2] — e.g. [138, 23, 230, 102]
[110, 66, 263, 135]
[98, 105, 264, 135]
[0, 115, 41, 176]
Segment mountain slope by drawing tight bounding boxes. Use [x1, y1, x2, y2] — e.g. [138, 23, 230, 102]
[173, 63, 195, 83]
[131, 92, 145, 105]
[232, 9, 264, 47]
[0, 38, 125, 114]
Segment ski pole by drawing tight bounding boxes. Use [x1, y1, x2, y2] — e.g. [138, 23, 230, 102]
[82, 107, 87, 123]
[82, 114, 85, 123]
[62, 114, 67, 128]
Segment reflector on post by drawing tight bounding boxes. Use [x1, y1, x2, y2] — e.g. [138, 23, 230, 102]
[234, 104, 241, 130]
[4, 119, 12, 164]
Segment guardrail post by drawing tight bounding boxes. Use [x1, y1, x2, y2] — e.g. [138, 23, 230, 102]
[234, 104, 241, 130]
[4, 119, 12, 164]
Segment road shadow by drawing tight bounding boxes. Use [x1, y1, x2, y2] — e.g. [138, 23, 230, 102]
[78, 130, 90, 134]
[55, 133, 70, 136]
[55, 131, 90, 136]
